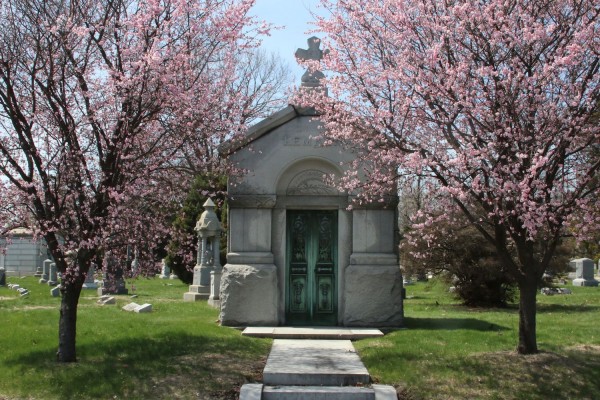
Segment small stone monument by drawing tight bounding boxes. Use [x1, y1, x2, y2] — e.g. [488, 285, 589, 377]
[571, 258, 599, 287]
[158, 259, 171, 279]
[0, 267, 6, 286]
[34, 263, 43, 277]
[131, 251, 139, 276]
[98, 252, 129, 295]
[47, 262, 58, 286]
[39, 259, 52, 284]
[184, 198, 222, 303]
[82, 264, 97, 289]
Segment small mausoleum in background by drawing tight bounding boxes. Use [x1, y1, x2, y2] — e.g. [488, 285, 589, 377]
[217, 38, 404, 327]
[0, 228, 47, 277]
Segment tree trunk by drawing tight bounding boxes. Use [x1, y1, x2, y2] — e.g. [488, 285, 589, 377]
[516, 278, 538, 354]
[56, 276, 84, 362]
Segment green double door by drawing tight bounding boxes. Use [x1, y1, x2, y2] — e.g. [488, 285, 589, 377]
[286, 210, 337, 326]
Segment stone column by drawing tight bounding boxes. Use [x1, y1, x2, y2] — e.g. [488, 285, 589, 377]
[208, 235, 223, 307]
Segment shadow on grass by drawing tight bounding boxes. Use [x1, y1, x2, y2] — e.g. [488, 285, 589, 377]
[404, 317, 509, 331]
[537, 303, 600, 313]
[6, 331, 269, 400]
[452, 346, 600, 400]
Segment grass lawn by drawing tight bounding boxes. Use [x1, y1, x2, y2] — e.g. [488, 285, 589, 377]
[0, 276, 271, 400]
[356, 279, 600, 400]
[1, 276, 599, 399]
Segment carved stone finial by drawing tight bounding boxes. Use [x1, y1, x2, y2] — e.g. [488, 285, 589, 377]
[295, 36, 329, 88]
[195, 198, 221, 237]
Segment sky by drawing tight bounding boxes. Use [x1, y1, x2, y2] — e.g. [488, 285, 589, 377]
[250, 0, 326, 84]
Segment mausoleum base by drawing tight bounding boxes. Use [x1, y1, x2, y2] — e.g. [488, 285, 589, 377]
[343, 263, 404, 327]
[220, 263, 278, 326]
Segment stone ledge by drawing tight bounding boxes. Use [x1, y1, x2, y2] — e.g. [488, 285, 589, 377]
[350, 253, 399, 265]
[242, 327, 383, 340]
[226, 252, 274, 264]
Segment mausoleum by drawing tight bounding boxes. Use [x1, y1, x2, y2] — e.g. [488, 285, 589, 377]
[217, 38, 404, 327]
[0, 228, 47, 277]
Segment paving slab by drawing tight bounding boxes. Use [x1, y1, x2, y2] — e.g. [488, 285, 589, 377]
[263, 339, 370, 386]
[239, 383, 263, 400]
[262, 385, 375, 400]
[242, 326, 383, 340]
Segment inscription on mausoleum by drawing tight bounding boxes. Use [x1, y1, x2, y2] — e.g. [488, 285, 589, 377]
[283, 135, 319, 147]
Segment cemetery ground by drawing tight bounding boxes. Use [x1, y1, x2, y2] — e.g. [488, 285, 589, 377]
[0, 278, 599, 399]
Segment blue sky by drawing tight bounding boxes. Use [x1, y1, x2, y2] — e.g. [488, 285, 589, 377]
[250, 0, 325, 83]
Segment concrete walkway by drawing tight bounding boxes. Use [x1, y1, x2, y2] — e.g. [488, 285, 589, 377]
[240, 334, 397, 399]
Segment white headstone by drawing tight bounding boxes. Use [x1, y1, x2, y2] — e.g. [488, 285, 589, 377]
[82, 264, 97, 289]
[158, 259, 170, 279]
[134, 303, 152, 313]
[122, 302, 140, 312]
[39, 259, 52, 283]
[47, 263, 58, 286]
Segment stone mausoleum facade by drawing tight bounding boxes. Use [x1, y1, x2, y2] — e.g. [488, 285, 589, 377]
[217, 39, 404, 327]
[219, 103, 404, 327]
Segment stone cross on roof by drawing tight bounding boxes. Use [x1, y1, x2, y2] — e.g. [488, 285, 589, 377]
[295, 36, 329, 88]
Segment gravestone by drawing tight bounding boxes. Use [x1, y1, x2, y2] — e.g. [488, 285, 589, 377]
[34, 264, 43, 277]
[131, 255, 139, 276]
[0, 267, 6, 286]
[47, 263, 58, 286]
[50, 286, 60, 297]
[39, 259, 52, 284]
[82, 264, 97, 289]
[122, 302, 140, 312]
[158, 259, 170, 279]
[98, 253, 128, 295]
[217, 38, 404, 328]
[97, 295, 116, 305]
[572, 258, 599, 287]
[135, 303, 152, 313]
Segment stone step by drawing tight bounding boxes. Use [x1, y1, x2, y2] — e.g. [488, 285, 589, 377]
[262, 385, 375, 400]
[242, 327, 384, 340]
[240, 384, 398, 400]
[263, 340, 370, 386]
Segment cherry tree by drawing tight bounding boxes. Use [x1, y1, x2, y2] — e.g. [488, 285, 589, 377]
[0, 0, 266, 362]
[297, 0, 600, 354]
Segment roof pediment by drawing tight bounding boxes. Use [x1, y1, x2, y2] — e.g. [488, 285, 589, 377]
[219, 105, 318, 156]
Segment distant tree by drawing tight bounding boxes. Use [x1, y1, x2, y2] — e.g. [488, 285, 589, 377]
[164, 48, 291, 283]
[169, 48, 292, 176]
[0, 0, 267, 362]
[298, 0, 600, 354]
